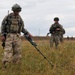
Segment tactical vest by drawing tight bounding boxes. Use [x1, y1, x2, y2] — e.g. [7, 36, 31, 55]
[50, 23, 62, 34]
[5, 13, 22, 33]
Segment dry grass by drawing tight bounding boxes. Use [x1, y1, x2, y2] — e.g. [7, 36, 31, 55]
[0, 40, 75, 75]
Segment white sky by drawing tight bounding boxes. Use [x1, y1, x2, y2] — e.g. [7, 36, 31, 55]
[0, 0, 75, 37]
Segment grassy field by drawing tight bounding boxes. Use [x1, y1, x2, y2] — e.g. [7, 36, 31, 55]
[0, 40, 75, 75]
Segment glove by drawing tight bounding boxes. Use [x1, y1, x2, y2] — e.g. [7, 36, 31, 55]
[47, 33, 49, 36]
[1, 35, 5, 42]
[29, 33, 33, 38]
[56, 28, 61, 31]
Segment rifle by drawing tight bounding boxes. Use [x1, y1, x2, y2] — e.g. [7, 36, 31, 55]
[24, 34, 54, 67]
[2, 33, 7, 49]
[1, 11, 9, 49]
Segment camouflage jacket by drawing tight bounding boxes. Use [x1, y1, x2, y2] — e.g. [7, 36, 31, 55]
[49, 23, 65, 35]
[1, 13, 28, 35]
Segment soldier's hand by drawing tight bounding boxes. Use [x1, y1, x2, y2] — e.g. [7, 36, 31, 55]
[56, 28, 61, 31]
[52, 31, 55, 34]
[47, 33, 49, 36]
[28, 33, 33, 38]
[1, 35, 5, 42]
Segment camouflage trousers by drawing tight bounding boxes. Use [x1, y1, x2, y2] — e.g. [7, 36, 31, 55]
[50, 34, 60, 48]
[2, 33, 22, 63]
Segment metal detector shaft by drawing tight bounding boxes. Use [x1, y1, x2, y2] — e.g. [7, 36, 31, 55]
[24, 34, 54, 67]
[34, 46, 54, 67]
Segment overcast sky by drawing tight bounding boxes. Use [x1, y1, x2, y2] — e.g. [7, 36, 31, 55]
[0, 0, 75, 37]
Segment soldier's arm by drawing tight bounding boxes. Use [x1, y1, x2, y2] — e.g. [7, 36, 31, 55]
[49, 25, 53, 31]
[59, 24, 65, 34]
[1, 16, 8, 47]
[20, 17, 32, 37]
[21, 20, 28, 34]
[61, 28, 65, 34]
[49, 24, 55, 34]
[1, 15, 8, 35]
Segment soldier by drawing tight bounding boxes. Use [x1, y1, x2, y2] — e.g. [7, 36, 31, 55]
[1, 4, 32, 68]
[47, 17, 65, 48]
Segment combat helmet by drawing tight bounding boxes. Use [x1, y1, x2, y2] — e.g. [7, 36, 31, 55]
[12, 4, 22, 12]
[54, 17, 59, 21]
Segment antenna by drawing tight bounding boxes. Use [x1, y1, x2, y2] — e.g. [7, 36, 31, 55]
[8, 10, 9, 15]
[39, 28, 40, 36]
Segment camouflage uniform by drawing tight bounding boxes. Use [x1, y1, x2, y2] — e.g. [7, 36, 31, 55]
[1, 4, 29, 67]
[59, 28, 65, 43]
[49, 22, 65, 48]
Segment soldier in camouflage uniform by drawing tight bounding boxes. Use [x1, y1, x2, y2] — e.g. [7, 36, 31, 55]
[47, 17, 65, 48]
[1, 4, 32, 68]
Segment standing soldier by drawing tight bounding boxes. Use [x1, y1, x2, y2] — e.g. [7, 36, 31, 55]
[1, 4, 32, 68]
[47, 17, 65, 48]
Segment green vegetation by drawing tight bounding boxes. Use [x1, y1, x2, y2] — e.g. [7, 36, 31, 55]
[0, 40, 75, 75]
